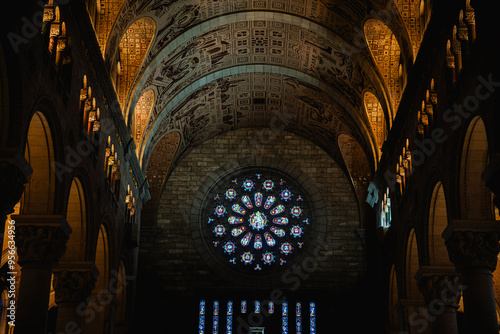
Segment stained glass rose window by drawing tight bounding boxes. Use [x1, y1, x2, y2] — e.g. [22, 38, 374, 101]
[204, 171, 311, 272]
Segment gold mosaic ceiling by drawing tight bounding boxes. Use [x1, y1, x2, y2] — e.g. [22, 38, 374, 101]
[97, 0, 422, 174]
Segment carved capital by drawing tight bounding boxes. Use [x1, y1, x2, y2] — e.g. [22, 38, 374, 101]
[13, 215, 72, 267]
[443, 221, 500, 272]
[416, 267, 462, 307]
[452, 39, 462, 54]
[464, 10, 475, 26]
[0, 149, 32, 220]
[53, 262, 99, 304]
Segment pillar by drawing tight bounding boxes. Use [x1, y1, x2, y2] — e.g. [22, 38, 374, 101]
[397, 299, 428, 334]
[416, 266, 461, 334]
[13, 215, 71, 334]
[443, 220, 500, 333]
[53, 262, 99, 333]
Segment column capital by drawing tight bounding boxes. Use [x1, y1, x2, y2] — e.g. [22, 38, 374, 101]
[443, 220, 500, 272]
[12, 215, 72, 267]
[415, 266, 462, 307]
[53, 261, 99, 304]
[0, 148, 32, 222]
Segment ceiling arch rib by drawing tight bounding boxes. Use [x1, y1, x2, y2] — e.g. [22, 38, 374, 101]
[139, 66, 377, 171]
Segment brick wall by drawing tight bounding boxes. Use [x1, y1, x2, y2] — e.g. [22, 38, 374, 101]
[140, 128, 364, 298]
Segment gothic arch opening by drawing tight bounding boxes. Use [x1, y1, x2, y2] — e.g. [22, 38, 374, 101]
[406, 229, 421, 300]
[388, 264, 399, 333]
[62, 178, 87, 261]
[428, 182, 452, 266]
[460, 116, 491, 219]
[114, 261, 128, 332]
[22, 111, 55, 214]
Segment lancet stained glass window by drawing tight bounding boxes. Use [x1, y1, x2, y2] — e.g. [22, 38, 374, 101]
[205, 170, 312, 273]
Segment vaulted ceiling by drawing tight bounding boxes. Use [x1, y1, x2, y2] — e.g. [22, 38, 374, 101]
[92, 0, 426, 222]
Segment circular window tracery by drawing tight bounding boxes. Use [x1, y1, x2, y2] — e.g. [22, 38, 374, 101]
[204, 171, 312, 273]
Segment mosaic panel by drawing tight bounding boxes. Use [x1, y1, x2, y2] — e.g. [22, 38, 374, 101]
[139, 20, 368, 139]
[365, 19, 401, 116]
[134, 89, 155, 153]
[141, 131, 181, 226]
[364, 91, 386, 156]
[394, 0, 423, 59]
[97, 0, 126, 55]
[118, 17, 155, 113]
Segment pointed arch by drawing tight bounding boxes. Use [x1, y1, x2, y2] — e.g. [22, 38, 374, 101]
[460, 116, 491, 219]
[364, 19, 402, 118]
[428, 182, 452, 266]
[388, 265, 399, 332]
[22, 111, 55, 214]
[364, 91, 388, 157]
[118, 17, 155, 116]
[62, 178, 87, 261]
[132, 89, 155, 153]
[406, 229, 421, 300]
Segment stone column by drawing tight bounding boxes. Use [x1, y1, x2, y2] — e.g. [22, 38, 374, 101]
[397, 299, 428, 334]
[443, 220, 500, 334]
[415, 266, 461, 334]
[53, 262, 99, 333]
[13, 215, 71, 334]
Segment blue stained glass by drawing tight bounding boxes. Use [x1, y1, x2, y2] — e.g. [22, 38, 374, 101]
[270, 204, 285, 215]
[270, 226, 286, 238]
[223, 241, 237, 254]
[264, 195, 276, 209]
[290, 225, 303, 238]
[269, 301, 274, 314]
[282, 301, 288, 334]
[214, 204, 227, 217]
[213, 225, 226, 236]
[310, 302, 316, 334]
[199, 300, 206, 334]
[241, 195, 254, 209]
[280, 189, 293, 202]
[290, 206, 303, 218]
[213, 300, 219, 334]
[273, 217, 289, 225]
[226, 301, 233, 334]
[262, 179, 275, 191]
[280, 242, 293, 255]
[264, 232, 276, 246]
[254, 234, 263, 249]
[225, 188, 237, 201]
[254, 264, 262, 271]
[241, 252, 254, 264]
[262, 251, 275, 264]
[254, 192, 263, 207]
[232, 204, 247, 215]
[296, 302, 302, 334]
[242, 178, 255, 191]
[255, 300, 260, 314]
[241, 300, 247, 313]
[241, 232, 253, 246]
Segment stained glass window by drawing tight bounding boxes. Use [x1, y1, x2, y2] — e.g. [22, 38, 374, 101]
[310, 302, 316, 334]
[205, 170, 311, 272]
[296, 302, 302, 334]
[199, 300, 206, 334]
[282, 301, 289, 334]
[213, 301, 219, 334]
[226, 301, 233, 334]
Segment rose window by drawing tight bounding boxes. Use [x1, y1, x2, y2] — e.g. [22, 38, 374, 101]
[205, 171, 311, 272]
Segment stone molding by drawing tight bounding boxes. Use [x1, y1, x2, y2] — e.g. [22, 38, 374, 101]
[415, 266, 461, 307]
[53, 261, 99, 303]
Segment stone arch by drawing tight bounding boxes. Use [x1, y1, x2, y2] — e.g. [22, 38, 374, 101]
[394, 0, 424, 58]
[460, 116, 491, 219]
[118, 17, 155, 117]
[61, 177, 88, 261]
[364, 19, 402, 118]
[428, 182, 452, 266]
[21, 111, 56, 214]
[388, 264, 400, 333]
